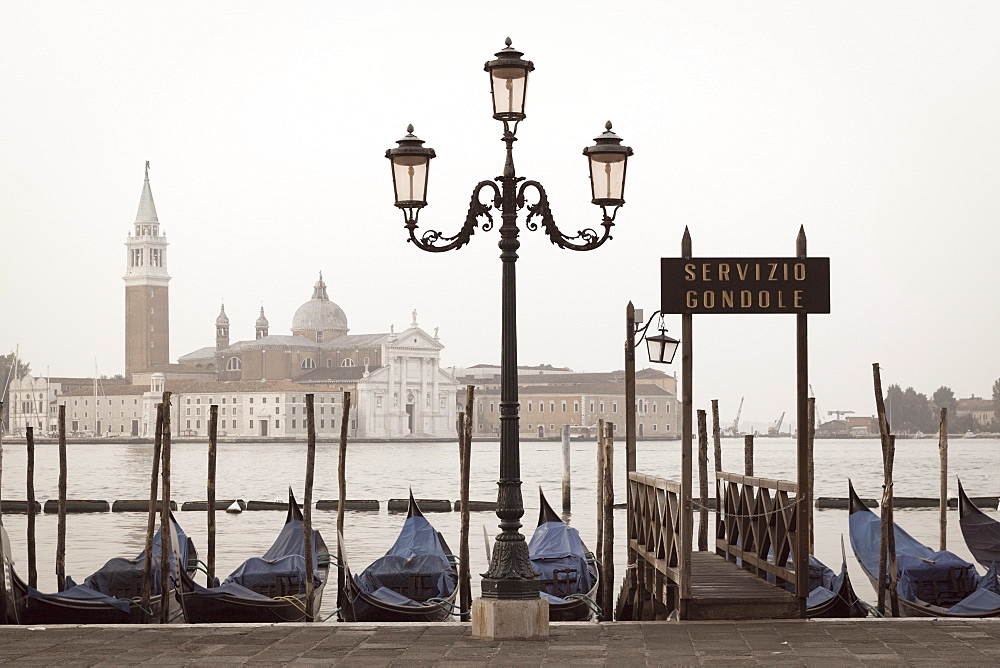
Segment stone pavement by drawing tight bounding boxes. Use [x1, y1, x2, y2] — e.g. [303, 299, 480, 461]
[1, 619, 999, 666]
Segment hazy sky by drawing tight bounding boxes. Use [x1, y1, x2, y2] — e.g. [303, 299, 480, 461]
[2, 2, 998, 429]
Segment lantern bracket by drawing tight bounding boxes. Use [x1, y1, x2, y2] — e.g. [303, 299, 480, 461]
[517, 180, 615, 252]
[404, 179, 500, 252]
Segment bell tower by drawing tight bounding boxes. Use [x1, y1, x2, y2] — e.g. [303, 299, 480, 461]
[124, 161, 171, 381]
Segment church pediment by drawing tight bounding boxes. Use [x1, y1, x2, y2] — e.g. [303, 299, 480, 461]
[390, 327, 444, 352]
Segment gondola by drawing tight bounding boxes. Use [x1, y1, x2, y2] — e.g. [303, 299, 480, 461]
[337, 492, 458, 622]
[6, 515, 197, 625]
[848, 480, 1000, 617]
[958, 479, 1000, 570]
[529, 488, 599, 621]
[178, 488, 329, 623]
[803, 538, 866, 618]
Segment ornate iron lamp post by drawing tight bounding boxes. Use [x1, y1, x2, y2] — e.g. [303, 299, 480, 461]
[387, 38, 633, 602]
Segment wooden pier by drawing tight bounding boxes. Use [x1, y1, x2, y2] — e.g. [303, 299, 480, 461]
[624, 471, 802, 621]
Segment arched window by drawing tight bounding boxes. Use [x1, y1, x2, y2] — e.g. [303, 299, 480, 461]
[226, 357, 241, 371]
[341, 359, 356, 367]
[301, 358, 316, 369]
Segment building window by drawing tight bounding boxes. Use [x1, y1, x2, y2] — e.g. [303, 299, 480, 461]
[527, 401, 532, 412]
[562, 401, 567, 412]
[320, 419, 325, 428]
[275, 420, 280, 428]
[186, 408, 191, 416]
[301, 358, 316, 369]
[590, 402, 595, 413]
[490, 402, 495, 412]
[250, 408, 254, 415]
[612, 402, 618, 413]
[600, 402, 605, 413]
[226, 357, 241, 371]
[250, 420, 254, 429]
[292, 419, 297, 428]
[186, 420, 191, 428]
[665, 404, 670, 414]
[574, 401, 579, 412]
[341, 359, 355, 367]
[653, 403, 657, 413]
[539, 402, 544, 413]
[327, 359, 334, 367]
[196, 420, 200, 428]
[653, 424, 657, 431]
[262, 397, 267, 404]
[292, 407, 296, 414]
[316, 330, 324, 342]
[550, 401, 555, 412]
[550, 424, 555, 430]
[666, 424, 671, 431]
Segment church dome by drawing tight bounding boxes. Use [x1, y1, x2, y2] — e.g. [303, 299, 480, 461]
[291, 272, 348, 334]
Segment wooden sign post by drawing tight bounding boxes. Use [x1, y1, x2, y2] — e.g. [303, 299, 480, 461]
[661, 226, 829, 617]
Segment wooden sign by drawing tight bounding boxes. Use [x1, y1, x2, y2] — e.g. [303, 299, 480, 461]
[661, 257, 830, 314]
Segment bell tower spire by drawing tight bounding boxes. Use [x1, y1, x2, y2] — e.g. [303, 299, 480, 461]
[124, 161, 171, 381]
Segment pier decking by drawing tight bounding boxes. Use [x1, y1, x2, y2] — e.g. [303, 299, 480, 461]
[684, 552, 800, 621]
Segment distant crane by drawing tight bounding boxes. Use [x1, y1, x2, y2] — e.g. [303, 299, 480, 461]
[828, 409, 855, 421]
[767, 412, 785, 436]
[728, 397, 744, 436]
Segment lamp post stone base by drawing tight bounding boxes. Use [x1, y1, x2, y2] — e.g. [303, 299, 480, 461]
[472, 597, 549, 640]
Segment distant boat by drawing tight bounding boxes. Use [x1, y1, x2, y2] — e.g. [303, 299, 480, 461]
[848, 481, 1000, 617]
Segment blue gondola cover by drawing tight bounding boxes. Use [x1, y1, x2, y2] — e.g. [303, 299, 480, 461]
[356, 515, 456, 603]
[27, 522, 190, 611]
[528, 520, 595, 599]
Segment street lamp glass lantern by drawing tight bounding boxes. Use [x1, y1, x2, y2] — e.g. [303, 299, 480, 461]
[386, 125, 436, 210]
[646, 329, 680, 365]
[484, 38, 534, 122]
[584, 121, 634, 207]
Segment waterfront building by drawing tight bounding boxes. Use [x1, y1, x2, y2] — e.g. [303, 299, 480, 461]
[456, 366, 679, 438]
[957, 396, 996, 427]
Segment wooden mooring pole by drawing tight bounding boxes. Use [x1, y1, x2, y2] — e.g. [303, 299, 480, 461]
[744, 435, 754, 477]
[711, 399, 722, 475]
[159, 391, 172, 624]
[207, 405, 218, 584]
[459, 385, 474, 617]
[335, 392, 349, 615]
[601, 421, 615, 620]
[26, 426, 37, 588]
[561, 424, 571, 515]
[141, 403, 163, 613]
[303, 394, 318, 621]
[939, 407, 948, 551]
[697, 409, 708, 552]
[596, 418, 605, 604]
[873, 363, 899, 616]
[807, 397, 816, 555]
[56, 405, 67, 592]
[680, 227, 693, 612]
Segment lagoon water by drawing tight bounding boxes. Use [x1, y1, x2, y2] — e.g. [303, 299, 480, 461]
[2, 436, 999, 620]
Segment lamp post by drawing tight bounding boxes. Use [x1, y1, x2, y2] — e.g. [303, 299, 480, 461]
[387, 39, 633, 609]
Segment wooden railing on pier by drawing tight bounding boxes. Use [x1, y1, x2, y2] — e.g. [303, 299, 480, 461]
[626, 470, 803, 620]
[626, 471, 686, 619]
[716, 471, 806, 602]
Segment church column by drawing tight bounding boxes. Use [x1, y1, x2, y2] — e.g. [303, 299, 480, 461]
[399, 355, 408, 434]
[432, 357, 440, 432]
[386, 355, 396, 437]
[419, 357, 429, 434]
